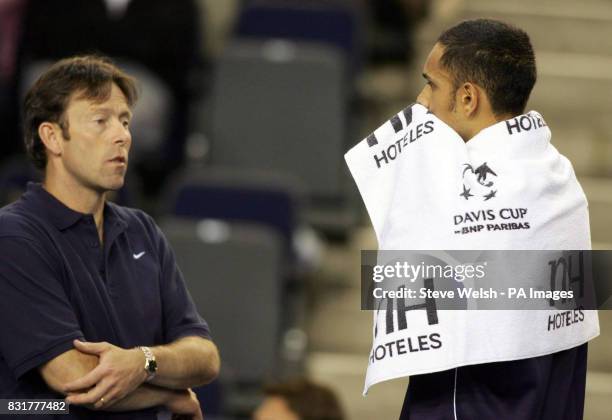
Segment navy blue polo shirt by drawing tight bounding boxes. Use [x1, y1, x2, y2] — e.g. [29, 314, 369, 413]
[0, 183, 211, 419]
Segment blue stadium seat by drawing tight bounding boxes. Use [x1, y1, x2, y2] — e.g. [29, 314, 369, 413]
[236, 0, 364, 74]
[159, 217, 283, 383]
[163, 167, 304, 258]
[208, 40, 359, 235]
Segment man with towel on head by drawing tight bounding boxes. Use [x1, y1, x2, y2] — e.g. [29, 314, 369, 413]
[345, 19, 599, 420]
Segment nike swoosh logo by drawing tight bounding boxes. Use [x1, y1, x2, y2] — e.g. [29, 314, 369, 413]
[133, 252, 146, 259]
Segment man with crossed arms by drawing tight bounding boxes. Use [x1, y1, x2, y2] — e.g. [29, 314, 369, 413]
[0, 55, 220, 419]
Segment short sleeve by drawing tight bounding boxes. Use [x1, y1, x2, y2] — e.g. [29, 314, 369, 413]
[0, 237, 84, 379]
[155, 226, 211, 343]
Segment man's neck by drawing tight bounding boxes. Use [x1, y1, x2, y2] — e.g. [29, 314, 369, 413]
[42, 171, 106, 237]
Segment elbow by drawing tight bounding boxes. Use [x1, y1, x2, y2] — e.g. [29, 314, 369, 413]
[39, 350, 98, 396]
[208, 349, 221, 383]
[40, 370, 79, 397]
[198, 343, 220, 386]
[42, 374, 83, 397]
[42, 376, 69, 396]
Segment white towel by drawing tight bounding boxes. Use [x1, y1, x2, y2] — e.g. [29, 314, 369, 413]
[345, 104, 600, 394]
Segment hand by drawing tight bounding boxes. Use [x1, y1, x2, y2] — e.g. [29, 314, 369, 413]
[166, 389, 203, 420]
[64, 340, 147, 408]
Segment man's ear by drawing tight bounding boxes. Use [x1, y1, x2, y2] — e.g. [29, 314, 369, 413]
[38, 122, 64, 157]
[459, 82, 479, 118]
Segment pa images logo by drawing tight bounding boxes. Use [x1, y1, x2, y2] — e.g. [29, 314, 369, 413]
[460, 162, 497, 201]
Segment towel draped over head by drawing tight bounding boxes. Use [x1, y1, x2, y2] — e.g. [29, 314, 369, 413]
[345, 104, 600, 394]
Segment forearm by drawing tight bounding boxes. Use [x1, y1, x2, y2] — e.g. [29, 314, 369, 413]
[148, 336, 220, 389]
[95, 384, 173, 412]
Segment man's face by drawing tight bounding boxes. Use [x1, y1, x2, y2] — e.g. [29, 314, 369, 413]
[253, 397, 300, 420]
[417, 43, 464, 135]
[58, 83, 132, 192]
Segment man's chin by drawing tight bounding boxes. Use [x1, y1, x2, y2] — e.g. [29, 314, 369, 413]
[101, 177, 126, 193]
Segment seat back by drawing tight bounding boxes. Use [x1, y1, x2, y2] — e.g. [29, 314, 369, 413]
[160, 217, 283, 384]
[164, 167, 303, 252]
[236, 0, 363, 72]
[210, 40, 347, 200]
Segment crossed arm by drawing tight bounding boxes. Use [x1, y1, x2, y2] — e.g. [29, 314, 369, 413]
[39, 336, 220, 414]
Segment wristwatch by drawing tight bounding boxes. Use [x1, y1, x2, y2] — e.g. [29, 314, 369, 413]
[139, 346, 157, 382]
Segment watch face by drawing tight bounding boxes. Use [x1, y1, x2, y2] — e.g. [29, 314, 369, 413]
[147, 360, 157, 373]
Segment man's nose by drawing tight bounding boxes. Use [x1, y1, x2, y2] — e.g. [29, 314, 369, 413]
[112, 120, 131, 145]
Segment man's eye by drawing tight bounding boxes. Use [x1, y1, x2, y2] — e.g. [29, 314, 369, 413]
[122, 120, 130, 128]
[95, 118, 107, 125]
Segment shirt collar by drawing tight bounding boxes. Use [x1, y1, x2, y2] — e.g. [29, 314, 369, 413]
[103, 200, 128, 234]
[22, 182, 128, 232]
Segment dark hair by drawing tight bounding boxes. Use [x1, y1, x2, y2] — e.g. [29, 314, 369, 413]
[23, 55, 138, 169]
[264, 379, 345, 420]
[437, 18, 536, 116]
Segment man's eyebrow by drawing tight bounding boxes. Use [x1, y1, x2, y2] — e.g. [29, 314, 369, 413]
[119, 110, 133, 120]
[89, 106, 132, 119]
[422, 73, 434, 84]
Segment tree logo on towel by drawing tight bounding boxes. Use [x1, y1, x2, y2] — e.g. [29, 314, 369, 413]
[461, 162, 497, 201]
